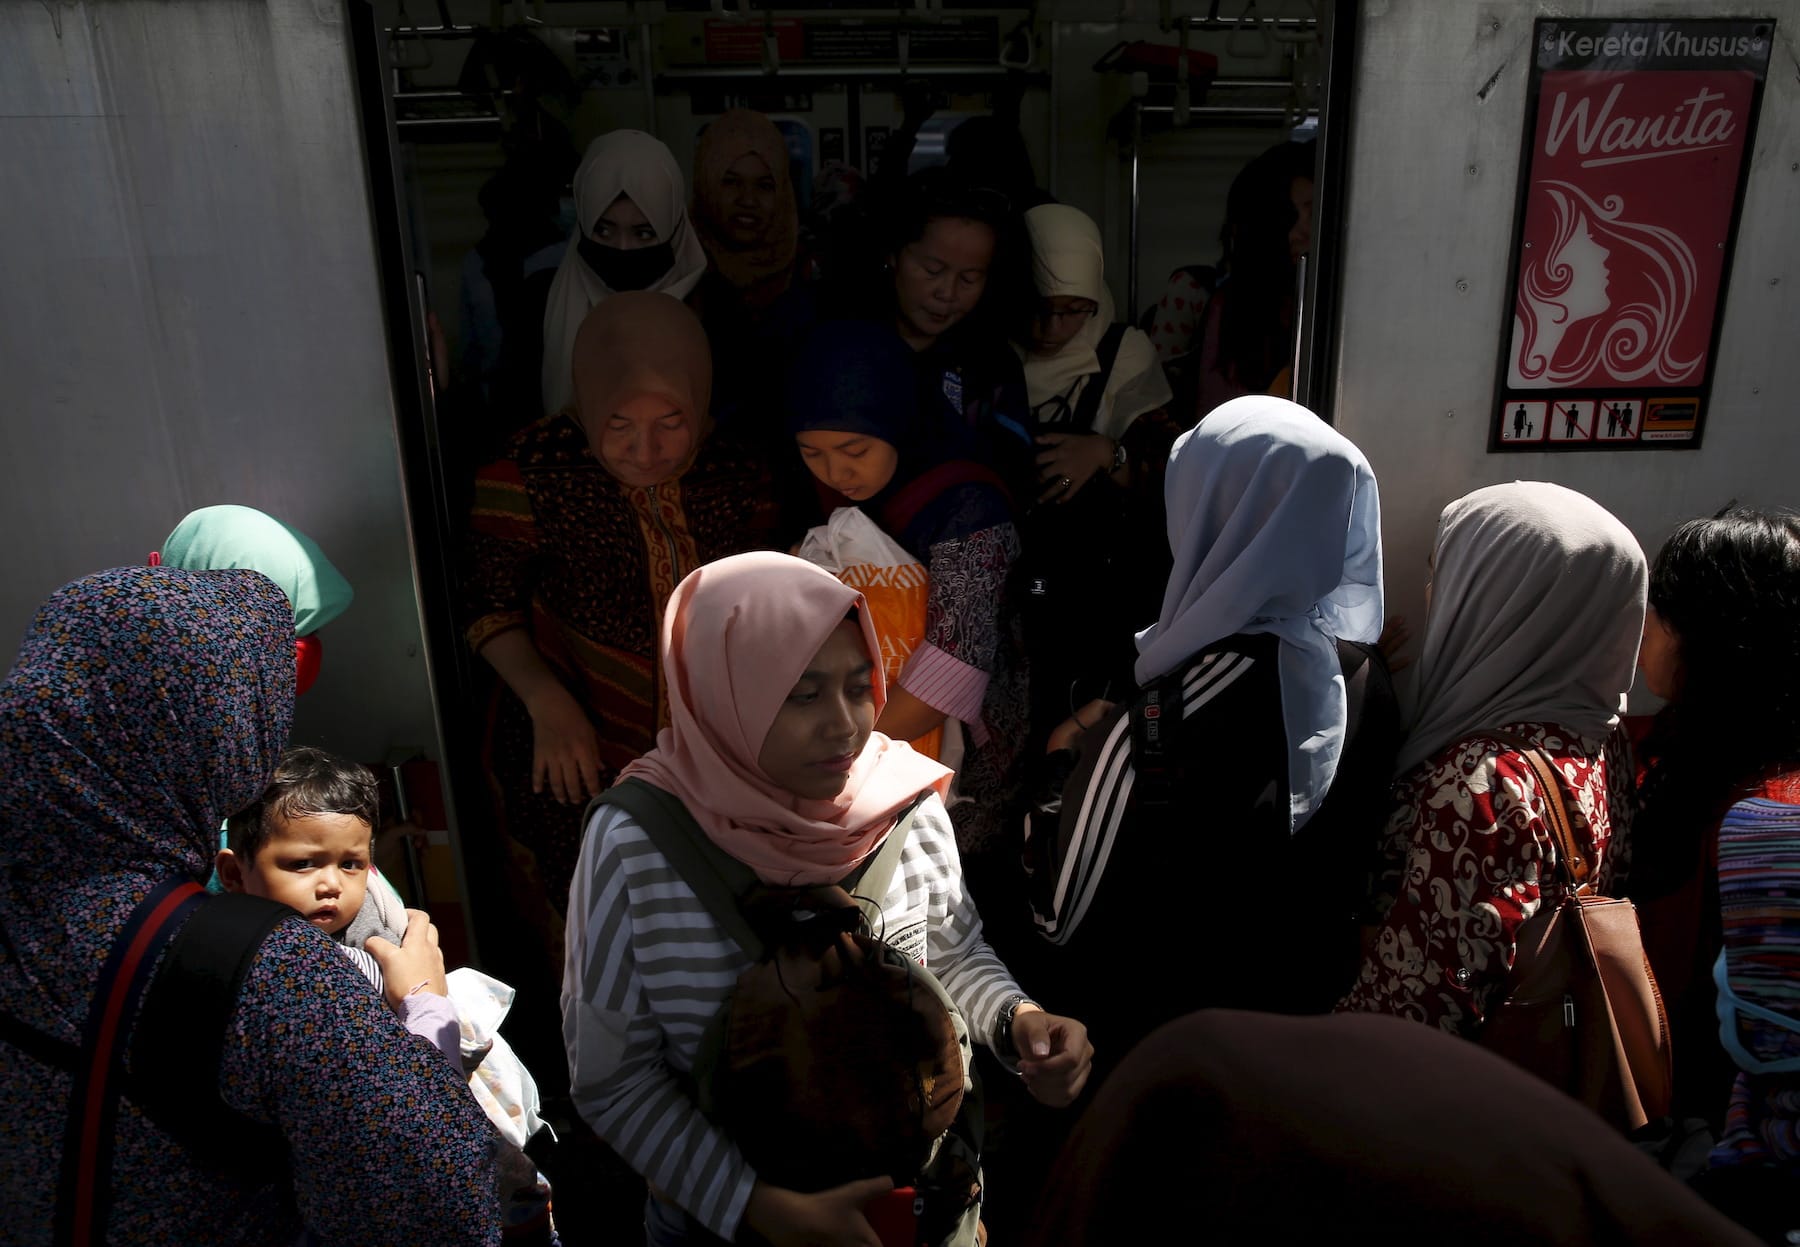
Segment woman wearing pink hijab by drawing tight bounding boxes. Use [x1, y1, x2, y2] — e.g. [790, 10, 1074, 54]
[562, 552, 1092, 1247]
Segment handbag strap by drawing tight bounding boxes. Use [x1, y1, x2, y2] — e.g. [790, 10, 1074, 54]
[1487, 730, 1591, 890]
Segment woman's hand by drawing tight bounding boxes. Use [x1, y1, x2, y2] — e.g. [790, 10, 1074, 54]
[1035, 433, 1116, 505]
[1011, 1006, 1094, 1108]
[528, 682, 604, 804]
[743, 1177, 894, 1247]
[365, 909, 449, 1011]
[1046, 698, 1116, 754]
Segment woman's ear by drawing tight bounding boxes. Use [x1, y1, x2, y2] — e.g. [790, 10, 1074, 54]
[215, 848, 247, 893]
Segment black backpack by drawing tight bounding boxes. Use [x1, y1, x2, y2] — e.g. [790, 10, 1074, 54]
[0, 880, 292, 1247]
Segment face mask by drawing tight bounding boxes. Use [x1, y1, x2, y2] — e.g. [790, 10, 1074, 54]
[1713, 949, 1800, 1074]
[579, 237, 675, 292]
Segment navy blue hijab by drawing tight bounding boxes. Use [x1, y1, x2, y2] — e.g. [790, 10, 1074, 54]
[787, 320, 1010, 556]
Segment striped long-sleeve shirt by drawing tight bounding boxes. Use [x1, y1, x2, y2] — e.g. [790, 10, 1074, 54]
[562, 791, 1023, 1239]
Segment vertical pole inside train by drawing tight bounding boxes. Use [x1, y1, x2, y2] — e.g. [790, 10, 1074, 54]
[1127, 101, 1142, 322]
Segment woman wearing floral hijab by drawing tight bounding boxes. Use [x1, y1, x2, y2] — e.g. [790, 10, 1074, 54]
[0, 566, 498, 1244]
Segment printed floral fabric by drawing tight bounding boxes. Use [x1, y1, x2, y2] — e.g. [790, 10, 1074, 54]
[1337, 721, 1633, 1036]
[917, 519, 1028, 858]
[465, 415, 778, 926]
[0, 566, 499, 1244]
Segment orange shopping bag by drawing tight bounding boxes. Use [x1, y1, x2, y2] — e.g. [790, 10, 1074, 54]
[797, 507, 940, 760]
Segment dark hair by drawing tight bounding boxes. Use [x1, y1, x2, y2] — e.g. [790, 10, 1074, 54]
[226, 746, 380, 862]
[944, 116, 1039, 206]
[832, 166, 1036, 344]
[1213, 140, 1315, 393]
[1633, 507, 1800, 894]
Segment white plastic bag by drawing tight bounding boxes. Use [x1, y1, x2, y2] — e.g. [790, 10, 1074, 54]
[797, 508, 939, 759]
[446, 967, 550, 1149]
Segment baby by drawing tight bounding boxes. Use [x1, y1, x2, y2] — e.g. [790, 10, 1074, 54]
[220, 748, 559, 1242]
[217, 747, 458, 1053]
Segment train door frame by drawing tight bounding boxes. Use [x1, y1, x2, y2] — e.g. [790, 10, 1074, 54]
[345, 0, 507, 971]
[1116, 0, 1358, 422]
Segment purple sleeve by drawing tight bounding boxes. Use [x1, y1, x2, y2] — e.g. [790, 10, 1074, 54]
[396, 991, 465, 1067]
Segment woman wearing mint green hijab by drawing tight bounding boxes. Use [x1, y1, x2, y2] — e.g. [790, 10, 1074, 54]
[155, 504, 355, 695]
[152, 505, 402, 937]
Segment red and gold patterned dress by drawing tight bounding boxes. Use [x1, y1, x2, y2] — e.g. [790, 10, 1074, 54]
[1337, 721, 1635, 1036]
[465, 414, 776, 941]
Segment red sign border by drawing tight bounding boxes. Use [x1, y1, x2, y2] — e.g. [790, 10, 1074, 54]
[1489, 17, 1774, 454]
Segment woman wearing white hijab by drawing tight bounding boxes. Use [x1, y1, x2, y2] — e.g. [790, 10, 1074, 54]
[1338, 481, 1647, 1038]
[540, 130, 709, 415]
[1014, 204, 1178, 743]
[1026, 396, 1397, 1071]
[1019, 204, 1172, 497]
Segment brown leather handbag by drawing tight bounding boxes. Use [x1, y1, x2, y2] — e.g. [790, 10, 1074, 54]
[1475, 735, 1674, 1131]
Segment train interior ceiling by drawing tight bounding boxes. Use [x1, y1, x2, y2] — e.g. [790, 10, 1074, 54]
[384, 0, 1332, 353]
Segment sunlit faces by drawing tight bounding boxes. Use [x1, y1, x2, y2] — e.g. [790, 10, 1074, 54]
[1031, 295, 1100, 354]
[219, 812, 371, 936]
[1638, 603, 1682, 699]
[593, 193, 660, 249]
[1288, 176, 1315, 263]
[757, 619, 878, 801]
[718, 153, 779, 246]
[585, 394, 696, 487]
[892, 216, 997, 348]
[795, 431, 901, 502]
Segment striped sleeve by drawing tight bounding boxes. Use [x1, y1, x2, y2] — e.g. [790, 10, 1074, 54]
[898, 643, 989, 730]
[563, 805, 756, 1239]
[904, 796, 1023, 1051]
[1032, 651, 1257, 946]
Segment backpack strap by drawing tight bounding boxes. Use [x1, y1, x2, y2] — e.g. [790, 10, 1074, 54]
[879, 460, 1011, 539]
[840, 794, 930, 920]
[1488, 730, 1590, 890]
[0, 884, 295, 1247]
[1129, 678, 1177, 810]
[128, 892, 294, 1171]
[588, 783, 934, 959]
[52, 878, 208, 1247]
[1069, 324, 1130, 433]
[588, 779, 767, 961]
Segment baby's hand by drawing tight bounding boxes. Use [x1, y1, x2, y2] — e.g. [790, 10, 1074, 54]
[365, 909, 448, 1013]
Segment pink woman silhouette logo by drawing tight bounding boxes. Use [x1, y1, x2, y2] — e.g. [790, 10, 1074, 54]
[1509, 180, 1702, 388]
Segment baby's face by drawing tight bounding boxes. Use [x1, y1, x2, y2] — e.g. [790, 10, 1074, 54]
[240, 812, 372, 936]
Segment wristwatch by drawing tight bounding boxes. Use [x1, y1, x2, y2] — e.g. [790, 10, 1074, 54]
[997, 993, 1036, 1053]
[1110, 440, 1128, 472]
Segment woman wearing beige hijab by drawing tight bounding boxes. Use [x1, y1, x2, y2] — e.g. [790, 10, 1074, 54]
[468, 293, 775, 989]
[1338, 482, 1647, 1037]
[539, 130, 709, 416]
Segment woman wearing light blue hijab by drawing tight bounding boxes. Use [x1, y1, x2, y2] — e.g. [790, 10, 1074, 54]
[1025, 396, 1399, 1070]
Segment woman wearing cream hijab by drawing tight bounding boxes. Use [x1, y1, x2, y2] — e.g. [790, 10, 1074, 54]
[1015, 203, 1177, 742]
[1020, 204, 1172, 498]
[540, 130, 709, 415]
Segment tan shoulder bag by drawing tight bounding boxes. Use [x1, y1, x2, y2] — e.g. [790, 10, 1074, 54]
[1475, 733, 1674, 1131]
